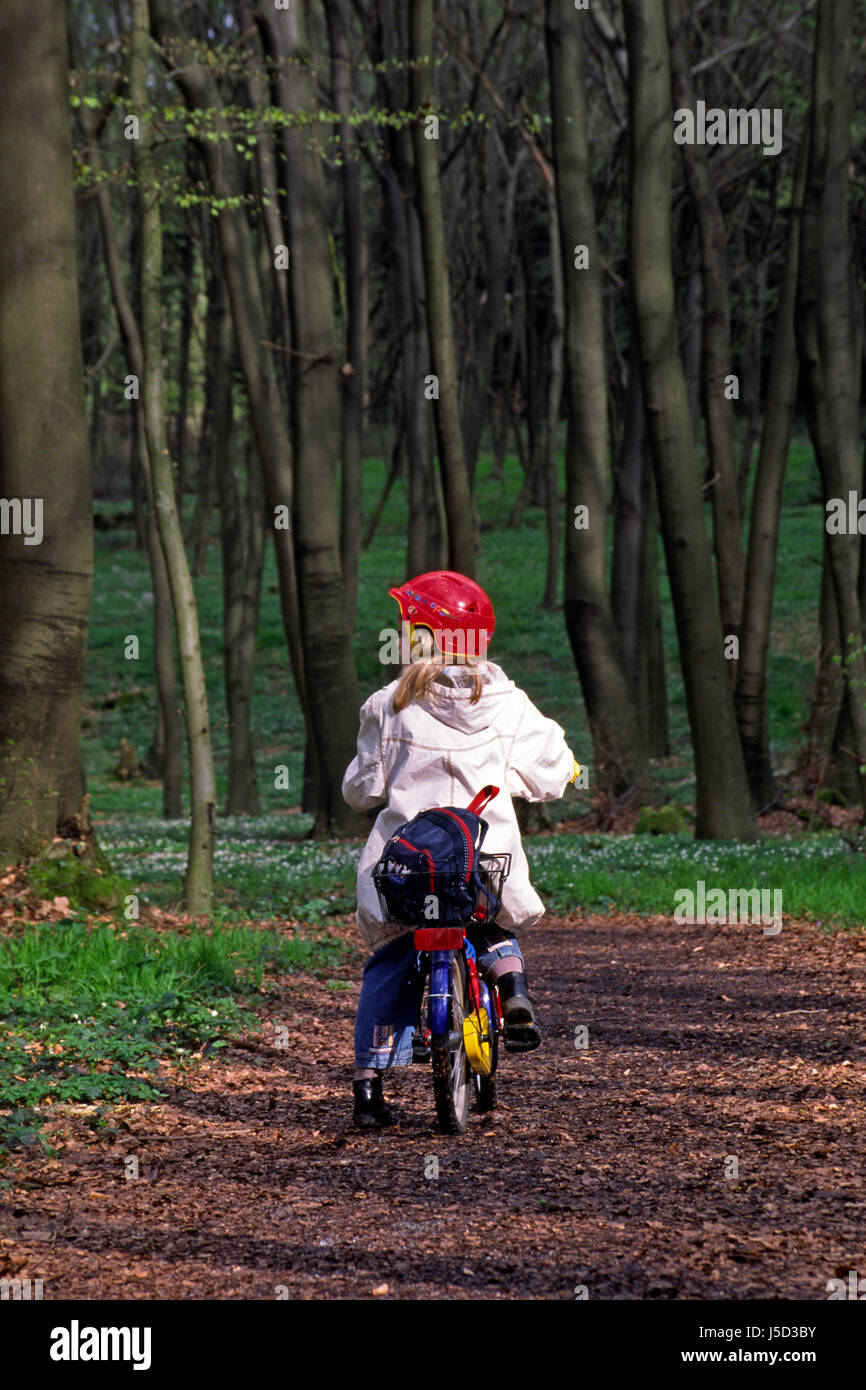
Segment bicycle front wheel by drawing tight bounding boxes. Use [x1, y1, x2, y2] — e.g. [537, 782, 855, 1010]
[430, 952, 471, 1135]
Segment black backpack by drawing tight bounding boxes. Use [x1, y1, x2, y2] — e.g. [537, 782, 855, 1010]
[372, 785, 501, 928]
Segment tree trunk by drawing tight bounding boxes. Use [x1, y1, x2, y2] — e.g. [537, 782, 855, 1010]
[546, 0, 649, 801]
[519, 228, 547, 511]
[738, 257, 767, 519]
[0, 0, 93, 859]
[130, 0, 216, 911]
[682, 227, 702, 442]
[611, 337, 669, 758]
[610, 337, 650, 693]
[642, 492, 669, 757]
[383, 132, 438, 576]
[623, 0, 757, 839]
[220, 438, 265, 816]
[806, 539, 844, 784]
[256, 0, 367, 836]
[460, 133, 513, 488]
[237, 0, 293, 400]
[542, 183, 564, 611]
[173, 207, 194, 502]
[666, 0, 744, 643]
[326, 0, 367, 630]
[795, 0, 866, 802]
[735, 140, 807, 808]
[409, 0, 476, 575]
[137, 410, 184, 817]
[190, 232, 229, 577]
[373, 2, 440, 576]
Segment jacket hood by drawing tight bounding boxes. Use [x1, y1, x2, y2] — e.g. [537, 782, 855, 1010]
[414, 661, 516, 734]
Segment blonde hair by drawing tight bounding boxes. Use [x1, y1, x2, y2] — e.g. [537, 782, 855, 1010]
[393, 656, 485, 711]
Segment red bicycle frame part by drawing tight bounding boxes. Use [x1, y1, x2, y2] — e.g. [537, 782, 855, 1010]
[465, 952, 483, 1012]
[413, 927, 464, 950]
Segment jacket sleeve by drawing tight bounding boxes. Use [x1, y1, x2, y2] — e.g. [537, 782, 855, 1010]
[342, 695, 388, 810]
[505, 693, 575, 803]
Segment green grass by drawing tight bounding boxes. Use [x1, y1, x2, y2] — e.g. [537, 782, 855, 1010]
[0, 918, 349, 1155]
[97, 812, 866, 930]
[526, 832, 866, 927]
[100, 814, 361, 919]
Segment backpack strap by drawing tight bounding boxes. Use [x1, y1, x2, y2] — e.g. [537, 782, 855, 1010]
[466, 785, 498, 816]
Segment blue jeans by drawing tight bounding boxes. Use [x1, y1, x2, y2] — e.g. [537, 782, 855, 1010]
[354, 927, 525, 1071]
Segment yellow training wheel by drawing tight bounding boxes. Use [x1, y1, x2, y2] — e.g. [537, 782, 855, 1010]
[463, 1008, 493, 1076]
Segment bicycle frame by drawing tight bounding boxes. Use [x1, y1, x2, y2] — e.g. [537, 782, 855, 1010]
[414, 927, 500, 1058]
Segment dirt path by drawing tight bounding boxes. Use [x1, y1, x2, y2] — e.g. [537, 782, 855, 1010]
[3, 914, 864, 1300]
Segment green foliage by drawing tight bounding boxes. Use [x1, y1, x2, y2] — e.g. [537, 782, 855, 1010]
[24, 857, 132, 913]
[0, 920, 348, 1155]
[635, 805, 689, 835]
[816, 788, 848, 808]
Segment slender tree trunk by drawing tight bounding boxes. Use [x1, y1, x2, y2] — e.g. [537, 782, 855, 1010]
[623, 0, 756, 839]
[611, 336, 669, 757]
[220, 438, 265, 816]
[807, 539, 844, 781]
[682, 228, 702, 441]
[519, 230, 547, 510]
[173, 209, 194, 502]
[461, 135, 519, 488]
[373, 2, 439, 576]
[735, 141, 807, 808]
[546, 0, 649, 800]
[409, 0, 476, 575]
[0, 0, 93, 858]
[326, 0, 367, 629]
[610, 338, 650, 692]
[363, 425, 403, 552]
[795, 0, 866, 802]
[383, 136, 437, 576]
[256, 0, 366, 836]
[237, 0, 292, 396]
[642, 492, 669, 757]
[130, 0, 216, 911]
[666, 0, 744, 642]
[137, 410, 184, 817]
[190, 235, 230, 576]
[738, 257, 767, 519]
[543, 182, 564, 611]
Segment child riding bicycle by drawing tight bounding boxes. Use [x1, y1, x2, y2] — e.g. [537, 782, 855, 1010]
[342, 570, 579, 1129]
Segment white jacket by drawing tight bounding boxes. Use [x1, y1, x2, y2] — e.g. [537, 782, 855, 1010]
[342, 662, 575, 952]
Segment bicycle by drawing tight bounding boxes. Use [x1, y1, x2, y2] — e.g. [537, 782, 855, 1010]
[373, 850, 511, 1135]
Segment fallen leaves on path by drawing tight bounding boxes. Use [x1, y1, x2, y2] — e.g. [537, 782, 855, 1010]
[1, 913, 863, 1300]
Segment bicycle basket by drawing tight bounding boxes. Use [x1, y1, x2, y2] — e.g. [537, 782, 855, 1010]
[371, 853, 511, 931]
[474, 851, 511, 925]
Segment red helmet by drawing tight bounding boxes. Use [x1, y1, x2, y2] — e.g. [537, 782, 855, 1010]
[388, 571, 495, 660]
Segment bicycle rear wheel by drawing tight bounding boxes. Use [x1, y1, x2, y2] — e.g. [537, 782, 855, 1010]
[430, 952, 471, 1134]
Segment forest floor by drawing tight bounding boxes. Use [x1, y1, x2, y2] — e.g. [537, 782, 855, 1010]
[2, 911, 864, 1301]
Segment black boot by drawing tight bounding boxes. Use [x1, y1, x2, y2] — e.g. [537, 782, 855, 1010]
[353, 1076, 392, 1129]
[496, 971, 542, 1053]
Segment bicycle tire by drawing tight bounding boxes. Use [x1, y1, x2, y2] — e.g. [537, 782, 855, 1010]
[473, 1071, 496, 1112]
[473, 979, 498, 1113]
[431, 953, 471, 1134]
